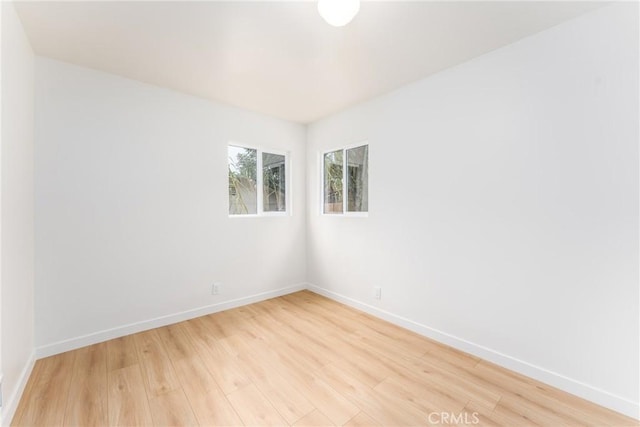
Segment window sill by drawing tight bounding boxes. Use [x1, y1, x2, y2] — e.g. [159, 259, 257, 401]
[321, 212, 368, 218]
[229, 213, 289, 218]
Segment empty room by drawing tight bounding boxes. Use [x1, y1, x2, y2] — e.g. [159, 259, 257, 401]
[1, 0, 638, 426]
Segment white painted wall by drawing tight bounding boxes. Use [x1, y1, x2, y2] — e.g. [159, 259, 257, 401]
[307, 3, 639, 418]
[0, 0, 3, 417]
[35, 58, 306, 354]
[0, 0, 3, 415]
[1, 2, 35, 425]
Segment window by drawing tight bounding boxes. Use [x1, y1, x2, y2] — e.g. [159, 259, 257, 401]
[228, 145, 288, 216]
[262, 152, 286, 212]
[323, 144, 368, 215]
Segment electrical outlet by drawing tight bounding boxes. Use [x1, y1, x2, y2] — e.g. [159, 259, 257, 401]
[374, 287, 382, 300]
[212, 282, 222, 295]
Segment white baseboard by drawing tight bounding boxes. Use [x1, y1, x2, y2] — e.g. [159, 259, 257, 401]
[35, 283, 306, 359]
[307, 284, 639, 420]
[1, 351, 36, 427]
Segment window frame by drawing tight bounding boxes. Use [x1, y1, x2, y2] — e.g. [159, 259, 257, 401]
[320, 141, 369, 217]
[228, 142, 290, 218]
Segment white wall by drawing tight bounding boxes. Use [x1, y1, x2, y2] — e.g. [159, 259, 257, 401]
[1, 2, 35, 425]
[307, 3, 638, 418]
[35, 58, 306, 354]
[0, 0, 3, 416]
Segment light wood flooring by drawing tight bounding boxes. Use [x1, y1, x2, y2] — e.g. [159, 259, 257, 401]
[12, 291, 638, 426]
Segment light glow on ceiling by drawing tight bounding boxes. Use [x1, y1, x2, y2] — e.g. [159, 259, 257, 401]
[318, 0, 360, 27]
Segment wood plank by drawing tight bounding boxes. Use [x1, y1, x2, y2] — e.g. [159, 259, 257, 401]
[108, 365, 154, 426]
[248, 336, 360, 427]
[319, 333, 393, 388]
[148, 389, 198, 426]
[11, 358, 44, 426]
[64, 343, 108, 426]
[181, 318, 252, 394]
[155, 322, 197, 361]
[386, 356, 501, 412]
[293, 373, 360, 426]
[106, 335, 139, 372]
[374, 375, 466, 414]
[14, 351, 76, 426]
[220, 332, 316, 424]
[226, 383, 288, 426]
[172, 355, 243, 426]
[318, 363, 428, 426]
[133, 329, 181, 397]
[293, 409, 335, 427]
[474, 360, 636, 426]
[203, 310, 244, 338]
[343, 411, 382, 427]
[461, 400, 502, 427]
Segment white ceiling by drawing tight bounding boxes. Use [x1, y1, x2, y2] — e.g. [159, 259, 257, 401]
[15, 1, 604, 123]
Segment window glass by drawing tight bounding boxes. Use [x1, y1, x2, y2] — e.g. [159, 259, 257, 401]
[323, 150, 344, 214]
[228, 145, 257, 215]
[347, 145, 368, 212]
[263, 152, 286, 212]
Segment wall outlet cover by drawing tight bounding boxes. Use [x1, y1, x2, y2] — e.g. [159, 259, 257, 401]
[212, 282, 222, 295]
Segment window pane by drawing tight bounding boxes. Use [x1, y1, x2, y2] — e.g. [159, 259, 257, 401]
[324, 150, 343, 214]
[347, 145, 368, 212]
[228, 146, 257, 214]
[263, 152, 286, 212]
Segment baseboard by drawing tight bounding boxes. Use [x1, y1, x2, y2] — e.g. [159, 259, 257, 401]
[35, 283, 307, 359]
[1, 351, 36, 427]
[307, 284, 639, 420]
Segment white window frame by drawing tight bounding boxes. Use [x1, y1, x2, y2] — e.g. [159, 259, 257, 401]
[228, 142, 290, 218]
[320, 141, 369, 217]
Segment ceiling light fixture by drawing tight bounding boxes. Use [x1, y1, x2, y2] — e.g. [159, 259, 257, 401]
[318, 0, 360, 27]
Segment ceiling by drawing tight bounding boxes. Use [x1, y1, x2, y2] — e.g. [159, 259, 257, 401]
[15, 1, 604, 123]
